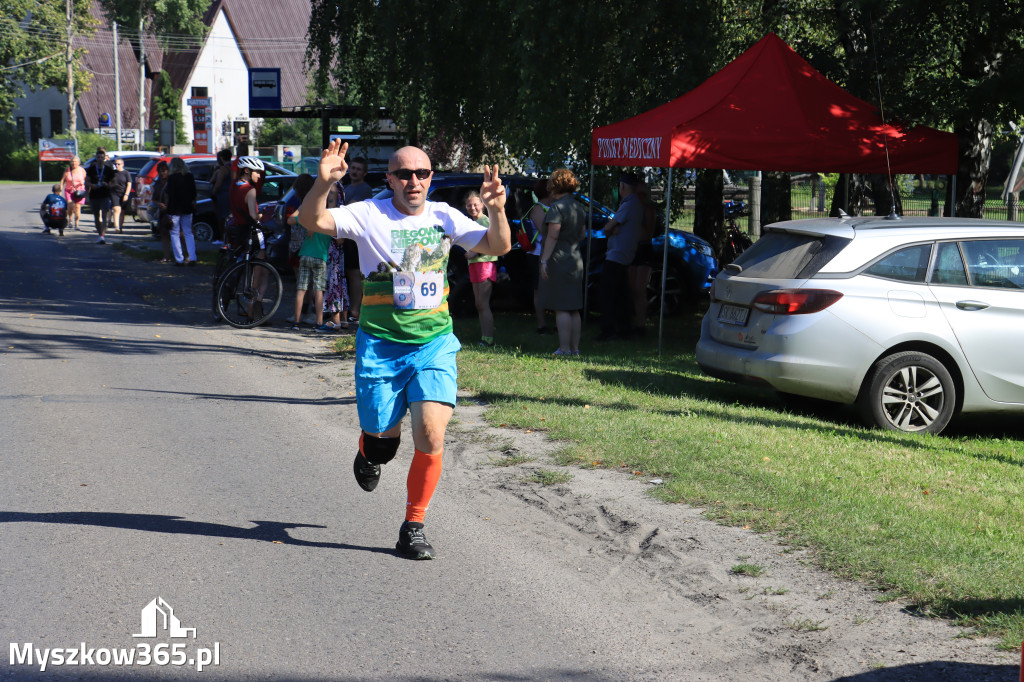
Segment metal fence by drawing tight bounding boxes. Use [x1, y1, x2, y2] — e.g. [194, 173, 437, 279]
[782, 174, 1024, 223]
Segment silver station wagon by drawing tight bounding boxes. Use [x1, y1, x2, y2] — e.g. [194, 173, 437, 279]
[696, 216, 1024, 434]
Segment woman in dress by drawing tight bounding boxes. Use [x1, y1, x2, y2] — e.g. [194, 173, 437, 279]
[537, 169, 587, 356]
[321, 183, 349, 330]
[59, 156, 87, 231]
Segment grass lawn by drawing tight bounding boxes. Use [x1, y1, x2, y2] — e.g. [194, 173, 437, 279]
[334, 309, 1024, 649]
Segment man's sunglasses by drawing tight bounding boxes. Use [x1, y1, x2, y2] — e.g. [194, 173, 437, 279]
[389, 168, 431, 181]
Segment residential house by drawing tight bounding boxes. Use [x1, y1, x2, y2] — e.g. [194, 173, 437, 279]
[11, 0, 313, 153]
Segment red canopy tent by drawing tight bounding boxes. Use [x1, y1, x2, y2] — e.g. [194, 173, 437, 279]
[590, 32, 957, 173]
[588, 33, 957, 353]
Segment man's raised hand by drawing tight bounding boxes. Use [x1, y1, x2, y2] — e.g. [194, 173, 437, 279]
[480, 164, 506, 211]
[319, 139, 349, 184]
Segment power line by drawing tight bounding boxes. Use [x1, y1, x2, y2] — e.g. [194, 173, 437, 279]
[0, 52, 62, 71]
[4, 23, 311, 50]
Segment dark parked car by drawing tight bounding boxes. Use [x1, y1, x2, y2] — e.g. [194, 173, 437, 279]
[374, 173, 718, 318]
[81, 151, 162, 218]
[192, 174, 299, 243]
[135, 156, 296, 222]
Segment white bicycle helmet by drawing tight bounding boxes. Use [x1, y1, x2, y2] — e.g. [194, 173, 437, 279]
[237, 156, 265, 172]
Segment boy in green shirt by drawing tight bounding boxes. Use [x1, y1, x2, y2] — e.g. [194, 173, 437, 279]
[292, 227, 332, 330]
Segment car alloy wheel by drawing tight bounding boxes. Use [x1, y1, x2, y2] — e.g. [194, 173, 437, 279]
[192, 220, 214, 243]
[858, 351, 956, 434]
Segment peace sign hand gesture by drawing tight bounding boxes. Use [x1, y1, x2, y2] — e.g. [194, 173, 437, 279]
[479, 164, 506, 212]
[319, 139, 349, 184]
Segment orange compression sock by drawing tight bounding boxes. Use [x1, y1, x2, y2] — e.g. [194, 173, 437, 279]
[406, 448, 443, 523]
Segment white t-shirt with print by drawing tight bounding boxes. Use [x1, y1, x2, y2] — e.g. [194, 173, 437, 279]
[328, 197, 488, 276]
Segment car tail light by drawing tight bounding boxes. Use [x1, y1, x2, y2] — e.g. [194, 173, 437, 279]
[751, 289, 842, 315]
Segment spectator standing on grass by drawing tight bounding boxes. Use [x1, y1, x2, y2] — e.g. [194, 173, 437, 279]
[538, 169, 586, 356]
[341, 157, 372, 324]
[290, 223, 332, 331]
[526, 178, 552, 334]
[85, 147, 114, 243]
[462, 191, 496, 346]
[297, 140, 510, 559]
[628, 182, 658, 337]
[149, 161, 173, 263]
[322, 183, 350, 331]
[596, 172, 643, 341]
[163, 157, 198, 266]
[109, 157, 132, 234]
[60, 155, 86, 231]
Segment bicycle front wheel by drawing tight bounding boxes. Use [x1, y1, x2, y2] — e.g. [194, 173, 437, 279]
[216, 260, 283, 328]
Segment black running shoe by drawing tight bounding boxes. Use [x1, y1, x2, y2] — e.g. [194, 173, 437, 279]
[396, 521, 435, 560]
[353, 451, 380, 492]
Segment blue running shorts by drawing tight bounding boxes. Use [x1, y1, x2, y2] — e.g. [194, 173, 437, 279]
[355, 329, 461, 433]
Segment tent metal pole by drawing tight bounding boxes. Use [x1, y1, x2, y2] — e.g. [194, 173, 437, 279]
[584, 166, 594, 323]
[659, 167, 672, 358]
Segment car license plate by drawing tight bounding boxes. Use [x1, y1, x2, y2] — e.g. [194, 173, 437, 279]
[718, 303, 749, 326]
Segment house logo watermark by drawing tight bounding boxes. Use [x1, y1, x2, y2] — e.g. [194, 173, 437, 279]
[134, 597, 196, 638]
[9, 597, 220, 673]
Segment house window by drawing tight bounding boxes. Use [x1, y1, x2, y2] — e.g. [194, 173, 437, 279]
[50, 109, 63, 136]
[29, 117, 42, 143]
[16, 117, 25, 142]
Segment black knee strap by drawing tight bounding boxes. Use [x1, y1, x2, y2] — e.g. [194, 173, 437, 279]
[361, 433, 400, 465]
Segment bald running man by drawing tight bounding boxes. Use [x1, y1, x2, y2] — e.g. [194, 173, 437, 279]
[298, 141, 511, 559]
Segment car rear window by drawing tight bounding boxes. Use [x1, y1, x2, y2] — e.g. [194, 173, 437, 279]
[137, 160, 158, 178]
[730, 231, 850, 279]
[120, 157, 153, 174]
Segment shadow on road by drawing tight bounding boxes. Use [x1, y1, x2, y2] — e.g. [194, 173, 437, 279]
[0, 322, 330, 366]
[114, 386, 356, 407]
[833, 660, 1018, 681]
[0, 511, 393, 555]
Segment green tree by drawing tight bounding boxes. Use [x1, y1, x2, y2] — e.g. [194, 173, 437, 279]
[308, 0, 722, 171]
[96, 0, 208, 134]
[151, 73, 185, 143]
[256, 117, 321, 149]
[0, 0, 96, 125]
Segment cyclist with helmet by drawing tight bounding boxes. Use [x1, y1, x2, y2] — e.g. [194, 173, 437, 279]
[230, 156, 269, 320]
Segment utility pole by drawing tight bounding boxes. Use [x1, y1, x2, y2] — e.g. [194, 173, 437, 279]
[66, 0, 75, 141]
[137, 14, 146, 151]
[114, 21, 122, 151]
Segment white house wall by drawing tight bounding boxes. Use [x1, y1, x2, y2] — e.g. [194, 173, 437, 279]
[180, 8, 252, 153]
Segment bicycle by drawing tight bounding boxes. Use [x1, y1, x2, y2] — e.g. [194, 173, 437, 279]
[211, 221, 283, 328]
[720, 200, 753, 265]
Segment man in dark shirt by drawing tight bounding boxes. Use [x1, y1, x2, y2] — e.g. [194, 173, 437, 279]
[85, 147, 115, 244]
[109, 157, 132, 234]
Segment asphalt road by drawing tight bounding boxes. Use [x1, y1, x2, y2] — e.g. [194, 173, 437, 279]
[0, 183, 684, 681]
[2, 183, 1016, 682]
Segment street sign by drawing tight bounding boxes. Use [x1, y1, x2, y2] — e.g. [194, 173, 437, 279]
[38, 139, 77, 162]
[249, 68, 281, 111]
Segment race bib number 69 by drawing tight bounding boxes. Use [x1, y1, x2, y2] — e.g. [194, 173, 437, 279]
[393, 271, 444, 310]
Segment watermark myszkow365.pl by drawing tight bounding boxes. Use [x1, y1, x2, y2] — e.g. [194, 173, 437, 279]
[9, 597, 221, 673]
